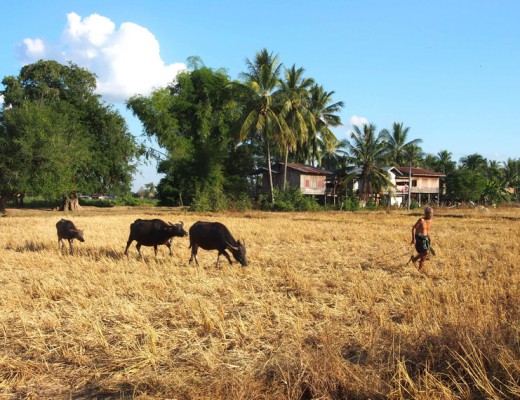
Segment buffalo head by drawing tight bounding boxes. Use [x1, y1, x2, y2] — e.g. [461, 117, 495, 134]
[227, 239, 248, 266]
[168, 221, 188, 238]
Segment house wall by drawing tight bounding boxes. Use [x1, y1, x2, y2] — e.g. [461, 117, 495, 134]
[396, 176, 440, 193]
[300, 174, 326, 195]
[261, 170, 327, 195]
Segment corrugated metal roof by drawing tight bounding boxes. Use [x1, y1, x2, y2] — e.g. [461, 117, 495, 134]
[395, 167, 445, 177]
[284, 163, 333, 175]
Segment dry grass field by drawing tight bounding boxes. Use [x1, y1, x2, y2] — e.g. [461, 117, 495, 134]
[0, 206, 519, 399]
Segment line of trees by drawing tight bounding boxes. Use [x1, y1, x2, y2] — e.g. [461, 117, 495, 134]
[126, 49, 345, 208]
[339, 122, 520, 205]
[1, 53, 519, 213]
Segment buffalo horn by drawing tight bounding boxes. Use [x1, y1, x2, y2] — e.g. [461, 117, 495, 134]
[226, 241, 239, 251]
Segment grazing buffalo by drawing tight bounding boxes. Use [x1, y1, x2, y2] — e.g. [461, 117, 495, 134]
[56, 219, 85, 255]
[189, 221, 248, 267]
[124, 219, 188, 258]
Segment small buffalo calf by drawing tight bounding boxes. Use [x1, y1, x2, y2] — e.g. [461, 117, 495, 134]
[56, 219, 85, 255]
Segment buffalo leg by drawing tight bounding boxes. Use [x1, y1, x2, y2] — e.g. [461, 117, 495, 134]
[68, 239, 74, 255]
[124, 239, 133, 256]
[166, 241, 173, 256]
[189, 244, 199, 266]
[154, 245, 158, 257]
[221, 250, 232, 265]
[136, 243, 143, 259]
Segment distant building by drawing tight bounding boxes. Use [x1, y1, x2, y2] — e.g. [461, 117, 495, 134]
[394, 167, 446, 206]
[257, 162, 332, 197]
[255, 163, 445, 207]
[342, 166, 403, 206]
[334, 166, 445, 206]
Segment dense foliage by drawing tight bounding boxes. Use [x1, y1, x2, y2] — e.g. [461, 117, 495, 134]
[127, 66, 255, 207]
[1, 55, 519, 212]
[0, 60, 142, 211]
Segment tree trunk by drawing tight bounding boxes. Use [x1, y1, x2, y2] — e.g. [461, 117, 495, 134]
[60, 193, 82, 211]
[0, 196, 8, 215]
[283, 146, 289, 191]
[266, 141, 275, 204]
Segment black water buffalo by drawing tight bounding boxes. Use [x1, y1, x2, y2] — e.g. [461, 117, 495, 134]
[56, 219, 85, 254]
[189, 221, 247, 267]
[124, 219, 188, 258]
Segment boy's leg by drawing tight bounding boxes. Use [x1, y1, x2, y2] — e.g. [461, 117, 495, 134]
[418, 253, 427, 270]
[410, 254, 419, 268]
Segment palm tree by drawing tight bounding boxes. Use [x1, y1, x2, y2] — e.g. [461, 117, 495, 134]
[502, 158, 520, 188]
[321, 138, 351, 171]
[435, 150, 456, 174]
[304, 84, 344, 166]
[345, 123, 393, 201]
[404, 143, 424, 167]
[381, 122, 422, 166]
[278, 64, 315, 189]
[235, 49, 289, 203]
[459, 153, 487, 172]
[486, 160, 503, 180]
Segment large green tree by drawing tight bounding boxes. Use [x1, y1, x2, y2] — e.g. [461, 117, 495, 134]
[0, 60, 140, 211]
[446, 169, 487, 202]
[127, 65, 245, 207]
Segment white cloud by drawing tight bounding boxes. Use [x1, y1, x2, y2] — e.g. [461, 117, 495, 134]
[21, 38, 46, 58]
[343, 115, 369, 137]
[349, 115, 368, 127]
[16, 12, 187, 103]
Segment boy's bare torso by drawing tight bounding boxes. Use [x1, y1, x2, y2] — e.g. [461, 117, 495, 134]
[414, 217, 432, 236]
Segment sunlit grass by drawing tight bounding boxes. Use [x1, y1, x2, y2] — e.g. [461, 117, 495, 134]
[0, 206, 519, 399]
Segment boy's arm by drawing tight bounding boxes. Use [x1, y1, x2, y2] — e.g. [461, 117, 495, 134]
[411, 219, 421, 243]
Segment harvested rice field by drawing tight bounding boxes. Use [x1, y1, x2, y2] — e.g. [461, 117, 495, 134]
[0, 207, 519, 399]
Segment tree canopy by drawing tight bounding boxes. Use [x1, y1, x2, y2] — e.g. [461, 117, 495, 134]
[0, 60, 142, 211]
[2, 55, 518, 212]
[127, 66, 251, 207]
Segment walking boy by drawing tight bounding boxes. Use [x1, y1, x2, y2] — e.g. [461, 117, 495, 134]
[411, 207, 433, 270]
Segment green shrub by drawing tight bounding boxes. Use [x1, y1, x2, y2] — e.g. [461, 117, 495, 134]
[343, 195, 360, 211]
[260, 187, 321, 212]
[228, 193, 253, 211]
[365, 198, 377, 210]
[190, 186, 229, 212]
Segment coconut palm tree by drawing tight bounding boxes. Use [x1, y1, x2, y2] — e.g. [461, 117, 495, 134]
[345, 123, 393, 201]
[435, 150, 456, 174]
[321, 138, 351, 171]
[404, 143, 425, 167]
[303, 84, 344, 166]
[278, 64, 315, 189]
[459, 153, 487, 172]
[502, 158, 520, 187]
[380, 122, 422, 166]
[235, 49, 289, 203]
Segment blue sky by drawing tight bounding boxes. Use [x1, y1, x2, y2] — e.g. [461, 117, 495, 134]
[2, 0, 519, 191]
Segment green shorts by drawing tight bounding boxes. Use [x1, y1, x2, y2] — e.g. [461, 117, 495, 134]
[415, 234, 430, 254]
